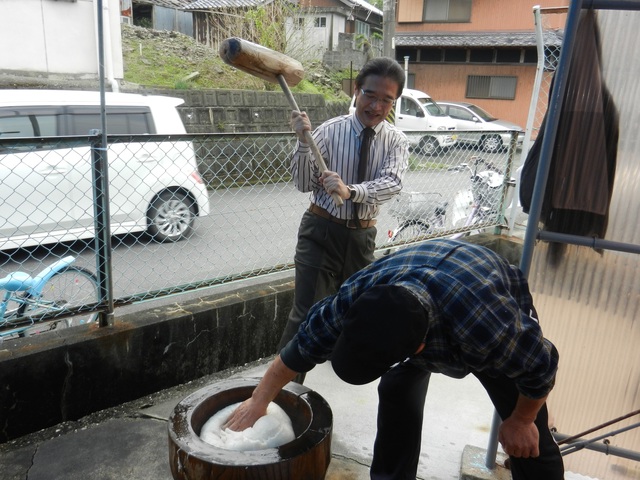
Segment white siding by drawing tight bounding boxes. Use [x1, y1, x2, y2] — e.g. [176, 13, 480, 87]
[286, 13, 347, 62]
[0, 0, 123, 80]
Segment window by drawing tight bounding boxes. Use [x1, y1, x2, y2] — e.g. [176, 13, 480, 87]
[400, 98, 420, 116]
[447, 105, 475, 121]
[496, 49, 521, 64]
[523, 47, 537, 64]
[65, 107, 154, 135]
[466, 75, 517, 100]
[406, 73, 415, 89]
[420, 98, 447, 116]
[443, 48, 466, 62]
[295, 17, 305, 29]
[420, 48, 443, 62]
[0, 108, 61, 138]
[469, 49, 494, 63]
[416, 46, 533, 65]
[396, 48, 417, 62]
[355, 20, 370, 37]
[424, 0, 471, 22]
[314, 17, 326, 28]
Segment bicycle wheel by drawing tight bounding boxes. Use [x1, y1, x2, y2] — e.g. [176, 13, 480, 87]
[383, 220, 436, 256]
[19, 266, 99, 329]
[393, 221, 435, 243]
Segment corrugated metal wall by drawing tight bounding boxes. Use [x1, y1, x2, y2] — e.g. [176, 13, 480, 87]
[154, 5, 193, 36]
[528, 8, 640, 479]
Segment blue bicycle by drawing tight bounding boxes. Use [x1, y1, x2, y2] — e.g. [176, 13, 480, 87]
[0, 256, 99, 339]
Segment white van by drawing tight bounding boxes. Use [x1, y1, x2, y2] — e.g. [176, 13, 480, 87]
[350, 88, 457, 155]
[0, 90, 210, 250]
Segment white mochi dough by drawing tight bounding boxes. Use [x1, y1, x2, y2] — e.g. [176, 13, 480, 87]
[200, 402, 295, 451]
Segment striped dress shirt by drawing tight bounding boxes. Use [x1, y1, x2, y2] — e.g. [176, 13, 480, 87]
[290, 114, 409, 220]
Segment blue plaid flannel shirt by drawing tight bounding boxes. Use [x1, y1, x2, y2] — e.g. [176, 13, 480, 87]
[280, 239, 559, 399]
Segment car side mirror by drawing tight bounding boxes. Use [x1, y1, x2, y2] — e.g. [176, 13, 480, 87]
[416, 110, 425, 118]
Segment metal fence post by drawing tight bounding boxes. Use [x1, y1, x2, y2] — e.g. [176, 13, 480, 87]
[89, 130, 114, 327]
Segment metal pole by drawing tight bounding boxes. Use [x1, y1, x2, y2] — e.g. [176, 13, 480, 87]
[94, 0, 115, 327]
[382, 0, 396, 57]
[557, 422, 640, 458]
[404, 56, 409, 89]
[484, 411, 502, 469]
[521, 6, 546, 158]
[507, 6, 547, 233]
[537, 231, 640, 254]
[519, 0, 584, 277]
[584, 0, 640, 9]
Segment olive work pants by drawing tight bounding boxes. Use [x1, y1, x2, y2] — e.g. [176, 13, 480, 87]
[277, 210, 377, 381]
[371, 362, 565, 480]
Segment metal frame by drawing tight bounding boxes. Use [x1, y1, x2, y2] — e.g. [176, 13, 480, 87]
[486, 0, 640, 470]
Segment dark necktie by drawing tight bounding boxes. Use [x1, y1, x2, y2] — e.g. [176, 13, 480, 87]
[358, 127, 375, 182]
[354, 127, 375, 224]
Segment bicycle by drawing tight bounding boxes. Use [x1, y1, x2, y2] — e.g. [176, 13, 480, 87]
[383, 156, 515, 254]
[384, 191, 449, 254]
[0, 255, 99, 340]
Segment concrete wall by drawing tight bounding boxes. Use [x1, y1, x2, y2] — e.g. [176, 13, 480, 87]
[0, 277, 295, 443]
[0, 235, 522, 443]
[127, 87, 351, 134]
[323, 33, 372, 72]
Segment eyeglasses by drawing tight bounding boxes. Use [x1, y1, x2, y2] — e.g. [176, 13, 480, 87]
[360, 89, 395, 107]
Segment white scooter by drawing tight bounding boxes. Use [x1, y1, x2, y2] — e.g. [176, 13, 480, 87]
[448, 156, 516, 237]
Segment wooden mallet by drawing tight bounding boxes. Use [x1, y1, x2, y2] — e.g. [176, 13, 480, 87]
[219, 37, 343, 206]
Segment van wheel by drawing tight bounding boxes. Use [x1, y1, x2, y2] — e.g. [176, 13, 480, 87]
[419, 137, 439, 156]
[481, 135, 502, 153]
[147, 191, 196, 242]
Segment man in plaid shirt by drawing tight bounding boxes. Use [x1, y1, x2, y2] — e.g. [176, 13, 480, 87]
[226, 239, 564, 479]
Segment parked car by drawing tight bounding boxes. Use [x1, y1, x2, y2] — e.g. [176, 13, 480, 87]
[0, 90, 210, 250]
[438, 101, 524, 153]
[350, 88, 457, 155]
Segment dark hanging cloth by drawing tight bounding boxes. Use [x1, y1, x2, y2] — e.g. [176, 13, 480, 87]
[520, 9, 619, 259]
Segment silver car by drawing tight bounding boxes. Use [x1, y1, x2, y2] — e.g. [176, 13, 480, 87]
[438, 101, 524, 153]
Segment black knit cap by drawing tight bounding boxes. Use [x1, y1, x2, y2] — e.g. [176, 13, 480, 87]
[331, 285, 429, 385]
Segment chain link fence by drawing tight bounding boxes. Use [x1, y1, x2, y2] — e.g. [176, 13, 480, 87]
[0, 130, 518, 338]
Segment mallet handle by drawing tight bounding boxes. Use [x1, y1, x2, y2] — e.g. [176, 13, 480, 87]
[277, 75, 344, 207]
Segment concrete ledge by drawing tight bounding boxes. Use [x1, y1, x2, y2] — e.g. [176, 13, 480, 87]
[463, 233, 524, 266]
[460, 445, 511, 480]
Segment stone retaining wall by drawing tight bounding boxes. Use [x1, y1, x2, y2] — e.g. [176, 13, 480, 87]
[128, 87, 350, 133]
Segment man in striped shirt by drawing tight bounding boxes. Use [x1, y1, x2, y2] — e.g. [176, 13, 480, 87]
[226, 239, 564, 479]
[277, 57, 410, 382]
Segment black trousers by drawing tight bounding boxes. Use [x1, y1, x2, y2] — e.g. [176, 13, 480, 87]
[277, 210, 377, 363]
[370, 362, 565, 480]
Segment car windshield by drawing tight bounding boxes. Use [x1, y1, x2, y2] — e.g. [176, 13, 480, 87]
[466, 104, 497, 122]
[419, 98, 447, 117]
